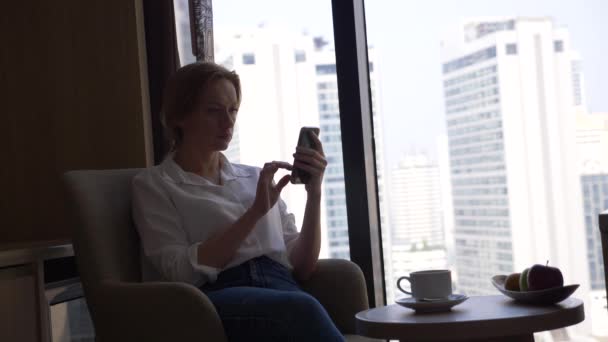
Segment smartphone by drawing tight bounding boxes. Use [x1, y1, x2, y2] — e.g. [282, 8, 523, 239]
[291, 127, 320, 184]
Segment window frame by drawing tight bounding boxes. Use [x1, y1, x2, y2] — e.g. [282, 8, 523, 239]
[331, 0, 386, 307]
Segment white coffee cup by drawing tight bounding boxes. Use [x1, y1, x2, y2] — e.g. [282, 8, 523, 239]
[397, 270, 452, 299]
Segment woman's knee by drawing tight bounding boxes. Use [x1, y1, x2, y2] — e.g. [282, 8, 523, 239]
[282, 291, 326, 316]
[282, 292, 344, 339]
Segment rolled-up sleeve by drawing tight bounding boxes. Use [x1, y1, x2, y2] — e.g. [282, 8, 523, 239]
[132, 175, 219, 285]
[278, 198, 300, 255]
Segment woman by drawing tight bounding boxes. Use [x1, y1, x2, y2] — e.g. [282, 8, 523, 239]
[132, 61, 344, 341]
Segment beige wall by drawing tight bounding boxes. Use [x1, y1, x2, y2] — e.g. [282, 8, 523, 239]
[1, 1, 152, 244]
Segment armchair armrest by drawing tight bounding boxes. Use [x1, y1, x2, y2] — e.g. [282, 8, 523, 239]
[299, 259, 369, 335]
[93, 281, 227, 342]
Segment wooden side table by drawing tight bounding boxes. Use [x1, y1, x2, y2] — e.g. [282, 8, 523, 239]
[355, 295, 584, 341]
[0, 240, 74, 342]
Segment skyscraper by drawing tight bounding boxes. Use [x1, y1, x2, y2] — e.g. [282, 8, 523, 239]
[214, 27, 390, 264]
[390, 155, 444, 247]
[313, 47, 348, 259]
[313, 45, 390, 259]
[214, 27, 326, 255]
[441, 17, 589, 301]
[577, 112, 608, 291]
[576, 111, 608, 338]
[389, 154, 447, 300]
[313, 45, 393, 299]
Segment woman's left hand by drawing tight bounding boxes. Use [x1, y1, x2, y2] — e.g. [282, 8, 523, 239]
[293, 131, 327, 197]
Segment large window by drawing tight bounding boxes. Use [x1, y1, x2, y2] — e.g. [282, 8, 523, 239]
[366, 0, 608, 340]
[172, 3, 608, 338]
[174, 0, 350, 261]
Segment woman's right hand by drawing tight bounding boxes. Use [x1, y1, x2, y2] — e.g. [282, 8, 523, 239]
[250, 161, 292, 217]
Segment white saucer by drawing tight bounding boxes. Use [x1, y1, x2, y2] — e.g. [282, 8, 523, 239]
[395, 294, 469, 313]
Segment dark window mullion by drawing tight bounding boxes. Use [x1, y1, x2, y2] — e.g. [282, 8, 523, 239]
[331, 0, 386, 308]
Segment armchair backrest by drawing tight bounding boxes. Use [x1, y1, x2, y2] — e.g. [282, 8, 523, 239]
[63, 169, 144, 309]
[600, 212, 608, 310]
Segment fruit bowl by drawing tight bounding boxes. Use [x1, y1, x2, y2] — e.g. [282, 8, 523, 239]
[492, 275, 579, 305]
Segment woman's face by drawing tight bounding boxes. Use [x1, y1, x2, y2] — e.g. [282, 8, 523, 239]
[178, 78, 239, 153]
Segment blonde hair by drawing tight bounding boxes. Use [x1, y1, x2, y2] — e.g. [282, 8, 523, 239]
[161, 62, 241, 150]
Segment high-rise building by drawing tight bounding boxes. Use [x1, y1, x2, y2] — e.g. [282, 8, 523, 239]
[214, 28, 390, 264]
[437, 135, 457, 279]
[214, 27, 327, 255]
[390, 155, 444, 247]
[313, 46, 390, 256]
[441, 17, 589, 305]
[388, 154, 447, 300]
[313, 47, 348, 259]
[577, 112, 608, 291]
[576, 111, 608, 338]
[313, 45, 393, 298]
[367, 48, 394, 302]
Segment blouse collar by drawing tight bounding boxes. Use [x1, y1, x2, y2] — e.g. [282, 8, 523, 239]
[160, 152, 251, 186]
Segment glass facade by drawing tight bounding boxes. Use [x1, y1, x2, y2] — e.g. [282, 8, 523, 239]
[443, 47, 497, 74]
[316, 70, 349, 258]
[581, 174, 608, 291]
[443, 53, 512, 294]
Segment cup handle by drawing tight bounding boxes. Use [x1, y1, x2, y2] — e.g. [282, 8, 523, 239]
[397, 276, 412, 295]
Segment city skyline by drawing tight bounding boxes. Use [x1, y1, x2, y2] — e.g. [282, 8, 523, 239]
[212, 0, 608, 169]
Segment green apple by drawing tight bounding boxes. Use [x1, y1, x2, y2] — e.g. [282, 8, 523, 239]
[520, 268, 530, 291]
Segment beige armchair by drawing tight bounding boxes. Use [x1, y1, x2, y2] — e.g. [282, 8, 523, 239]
[63, 169, 377, 342]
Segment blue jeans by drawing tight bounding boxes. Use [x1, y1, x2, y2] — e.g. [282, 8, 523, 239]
[199, 255, 345, 342]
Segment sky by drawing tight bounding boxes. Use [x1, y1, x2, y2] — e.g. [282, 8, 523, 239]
[213, 0, 608, 168]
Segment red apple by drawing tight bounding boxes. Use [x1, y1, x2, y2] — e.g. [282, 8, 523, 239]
[527, 262, 563, 291]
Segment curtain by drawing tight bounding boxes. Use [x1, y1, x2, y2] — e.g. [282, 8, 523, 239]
[143, 0, 180, 163]
[189, 0, 214, 61]
[144, 0, 214, 163]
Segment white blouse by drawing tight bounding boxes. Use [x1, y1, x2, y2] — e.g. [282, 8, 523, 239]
[131, 154, 300, 287]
